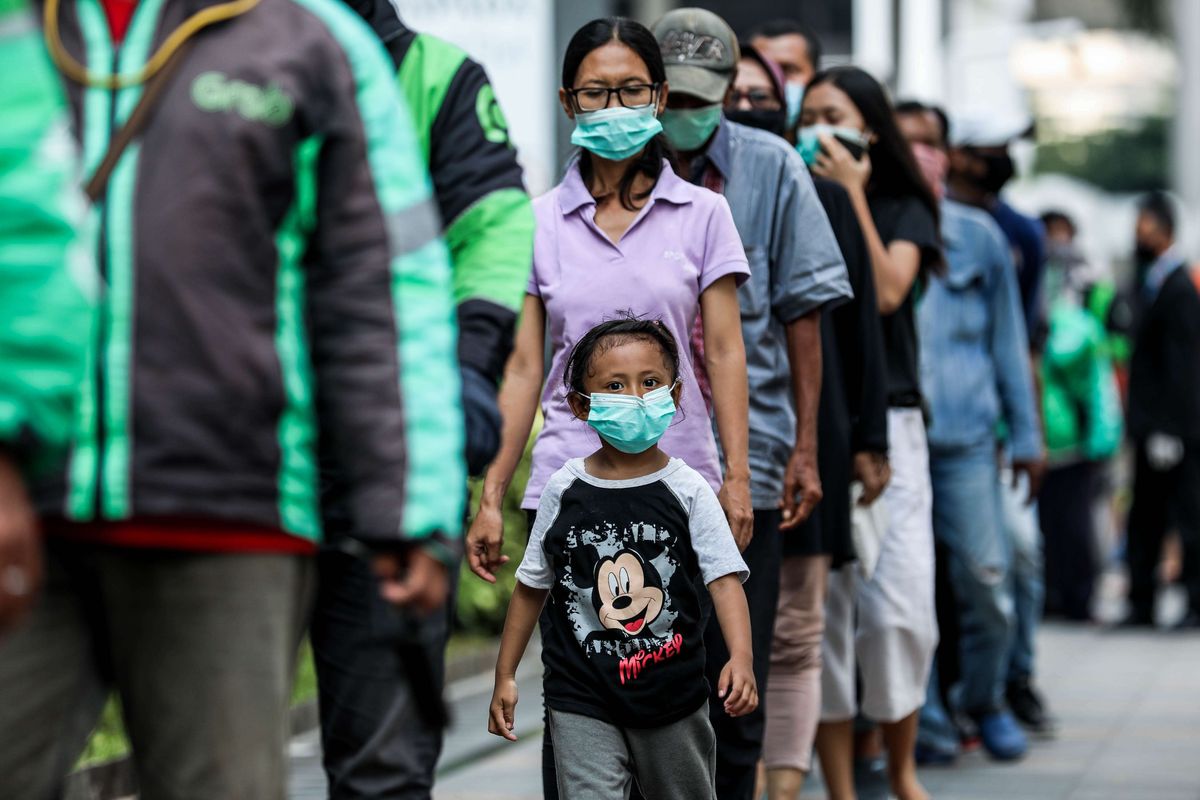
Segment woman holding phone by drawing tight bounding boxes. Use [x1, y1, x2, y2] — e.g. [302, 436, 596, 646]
[798, 67, 943, 800]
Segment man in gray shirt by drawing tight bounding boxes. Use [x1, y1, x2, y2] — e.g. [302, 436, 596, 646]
[654, 9, 853, 799]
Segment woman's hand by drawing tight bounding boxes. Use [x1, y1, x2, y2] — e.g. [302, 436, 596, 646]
[466, 502, 508, 583]
[853, 451, 891, 506]
[488, 675, 520, 741]
[813, 133, 872, 194]
[718, 654, 758, 718]
[718, 474, 754, 551]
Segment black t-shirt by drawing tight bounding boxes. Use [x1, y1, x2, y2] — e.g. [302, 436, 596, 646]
[516, 459, 748, 728]
[868, 194, 941, 407]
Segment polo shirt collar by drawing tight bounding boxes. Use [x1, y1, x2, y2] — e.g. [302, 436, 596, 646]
[557, 158, 694, 216]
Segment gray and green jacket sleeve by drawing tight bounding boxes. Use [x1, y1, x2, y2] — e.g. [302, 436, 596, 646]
[297, 0, 466, 552]
[0, 1, 94, 476]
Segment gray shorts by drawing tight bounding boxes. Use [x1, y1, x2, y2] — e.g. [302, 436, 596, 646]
[547, 703, 716, 800]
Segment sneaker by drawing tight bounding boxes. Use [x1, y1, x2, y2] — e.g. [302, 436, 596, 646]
[976, 710, 1028, 761]
[1171, 611, 1200, 631]
[952, 709, 981, 753]
[915, 741, 958, 767]
[1006, 678, 1058, 737]
[1111, 610, 1155, 629]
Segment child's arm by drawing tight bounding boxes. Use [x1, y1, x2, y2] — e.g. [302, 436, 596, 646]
[489, 580, 549, 741]
[708, 574, 758, 718]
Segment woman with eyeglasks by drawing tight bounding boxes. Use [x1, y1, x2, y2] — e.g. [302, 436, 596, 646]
[465, 16, 752, 794]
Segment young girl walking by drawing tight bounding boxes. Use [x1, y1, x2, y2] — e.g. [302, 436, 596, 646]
[488, 318, 756, 799]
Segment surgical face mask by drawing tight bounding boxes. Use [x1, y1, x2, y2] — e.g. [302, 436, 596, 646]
[583, 383, 677, 454]
[660, 104, 722, 153]
[570, 105, 663, 162]
[911, 142, 948, 201]
[784, 82, 805, 128]
[795, 124, 869, 167]
[724, 107, 787, 138]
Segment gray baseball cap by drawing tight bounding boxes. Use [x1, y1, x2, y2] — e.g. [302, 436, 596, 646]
[653, 8, 739, 105]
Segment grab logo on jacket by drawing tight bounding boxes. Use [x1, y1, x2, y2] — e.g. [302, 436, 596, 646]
[191, 72, 295, 127]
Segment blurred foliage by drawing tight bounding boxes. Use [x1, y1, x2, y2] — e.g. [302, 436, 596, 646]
[454, 427, 538, 635]
[1033, 116, 1169, 193]
[77, 697, 128, 767]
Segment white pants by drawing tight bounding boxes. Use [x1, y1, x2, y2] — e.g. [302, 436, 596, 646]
[821, 408, 938, 723]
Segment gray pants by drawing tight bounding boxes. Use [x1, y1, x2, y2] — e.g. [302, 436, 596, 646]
[0, 539, 313, 800]
[547, 704, 716, 800]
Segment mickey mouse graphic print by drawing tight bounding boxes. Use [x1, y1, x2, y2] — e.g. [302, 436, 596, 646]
[517, 458, 748, 728]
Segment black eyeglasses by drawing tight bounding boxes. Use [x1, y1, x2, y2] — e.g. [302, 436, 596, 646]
[568, 83, 660, 112]
[727, 88, 782, 111]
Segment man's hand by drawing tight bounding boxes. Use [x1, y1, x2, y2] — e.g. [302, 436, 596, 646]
[1011, 458, 1046, 505]
[853, 451, 891, 506]
[780, 446, 822, 530]
[466, 503, 508, 584]
[373, 547, 448, 613]
[487, 675, 520, 742]
[461, 366, 502, 477]
[718, 654, 758, 718]
[0, 455, 40, 635]
[1146, 433, 1185, 472]
[718, 474, 754, 551]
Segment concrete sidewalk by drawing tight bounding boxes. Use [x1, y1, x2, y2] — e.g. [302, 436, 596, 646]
[424, 623, 1200, 800]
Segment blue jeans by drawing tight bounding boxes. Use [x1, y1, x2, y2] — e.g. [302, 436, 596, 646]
[917, 661, 960, 753]
[1001, 468, 1043, 682]
[928, 444, 1014, 714]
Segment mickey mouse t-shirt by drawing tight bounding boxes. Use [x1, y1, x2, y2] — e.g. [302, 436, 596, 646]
[516, 458, 748, 729]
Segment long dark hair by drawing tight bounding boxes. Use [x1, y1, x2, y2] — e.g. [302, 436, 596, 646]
[562, 18, 674, 211]
[564, 315, 680, 400]
[807, 67, 941, 232]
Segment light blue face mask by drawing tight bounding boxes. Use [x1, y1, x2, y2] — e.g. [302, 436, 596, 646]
[785, 82, 805, 128]
[660, 104, 723, 152]
[795, 123, 870, 166]
[570, 105, 663, 162]
[584, 383, 677, 454]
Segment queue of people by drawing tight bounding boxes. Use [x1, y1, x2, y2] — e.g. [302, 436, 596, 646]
[1, 2, 1197, 799]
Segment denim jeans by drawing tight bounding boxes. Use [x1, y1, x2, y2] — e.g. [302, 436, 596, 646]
[1000, 468, 1044, 683]
[928, 444, 1014, 714]
[917, 661, 961, 753]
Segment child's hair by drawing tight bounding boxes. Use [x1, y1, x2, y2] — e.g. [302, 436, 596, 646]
[564, 314, 680, 398]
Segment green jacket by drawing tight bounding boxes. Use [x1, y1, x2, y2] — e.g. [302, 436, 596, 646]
[349, 2, 534, 383]
[0, 0, 95, 479]
[1041, 298, 1123, 463]
[37, 0, 464, 556]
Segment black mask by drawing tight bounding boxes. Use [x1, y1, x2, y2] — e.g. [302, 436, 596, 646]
[972, 152, 1015, 194]
[1134, 242, 1158, 266]
[723, 107, 787, 139]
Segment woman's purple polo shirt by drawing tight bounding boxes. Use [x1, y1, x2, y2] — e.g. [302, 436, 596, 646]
[521, 160, 749, 509]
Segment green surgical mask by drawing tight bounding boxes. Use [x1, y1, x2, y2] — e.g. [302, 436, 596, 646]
[570, 105, 663, 162]
[660, 104, 723, 152]
[582, 383, 677, 454]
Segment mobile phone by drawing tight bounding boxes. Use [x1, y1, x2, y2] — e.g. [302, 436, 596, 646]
[832, 133, 867, 161]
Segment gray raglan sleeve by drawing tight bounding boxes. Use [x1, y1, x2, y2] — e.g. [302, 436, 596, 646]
[514, 468, 572, 589]
[769, 148, 854, 322]
[670, 468, 749, 585]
